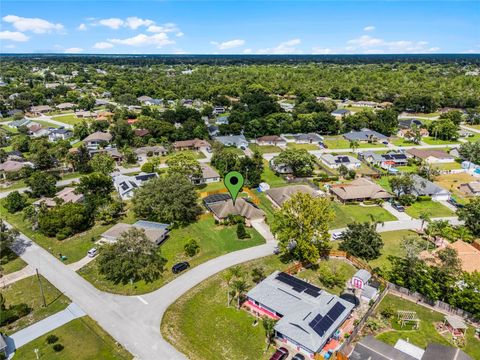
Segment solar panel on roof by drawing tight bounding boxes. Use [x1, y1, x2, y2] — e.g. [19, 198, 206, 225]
[309, 302, 347, 337]
[327, 302, 346, 320]
[308, 314, 323, 328]
[275, 272, 322, 297]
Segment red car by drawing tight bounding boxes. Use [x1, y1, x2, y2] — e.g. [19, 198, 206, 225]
[270, 347, 289, 360]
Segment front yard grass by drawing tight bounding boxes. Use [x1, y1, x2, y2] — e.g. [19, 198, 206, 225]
[330, 203, 396, 229]
[261, 160, 287, 187]
[79, 215, 265, 295]
[391, 138, 416, 147]
[404, 200, 454, 218]
[0, 248, 27, 275]
[422, 137, 460, 145]
[375, 294, 480, 359]
[14, 317, 133, 360]
[0, 275, 70, 334]
[51, 114, 82, 126]
[286, 142, 319, 150]
[323, 136, 351, 149]
[249, 144, 282, 154]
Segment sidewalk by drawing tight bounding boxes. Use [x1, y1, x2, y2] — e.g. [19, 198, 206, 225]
[0, 266, 35, 287]
[6, 303, 86, 357]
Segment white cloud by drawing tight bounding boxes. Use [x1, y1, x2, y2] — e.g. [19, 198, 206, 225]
[176, 32, 184, 37]
[346, 35, 439, 53]
[64, 47, 83, 53]
[2, 15, 63, 34]
[93, 42, 114, 49]
[312, 47, 334, 54]
[211, 39, 245, 50]
[147, 23, 179, 33]
[257, 39, 302, 54]
[78, 23, 87, 31]
[125, 17, 154, 30]
[363, 25, 375, 32]
[109, 33, 174, 47]
[0, 30, 29, 42]
[98, 18, 124, 29]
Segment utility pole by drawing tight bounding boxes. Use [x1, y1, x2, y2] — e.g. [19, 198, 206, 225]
[36, 268, 46, 307]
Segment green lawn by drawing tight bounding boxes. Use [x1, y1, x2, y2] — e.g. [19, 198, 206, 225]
[323, 137, 351, 149]
[422, 137, 460, 145]
[161, 255, 355, 360]
[431, 162, 462, 171]
[0, 248, 27, 275]
[405, 200, 454, 218]
[249, 144, 282, 154]
[0, 275, 70, 334]
[391, 138, 416, 147]
[14, 317, 133, 360]
[396, 164, 420, 173]
[465, 133, 480, 143]
[197, 181, 226, 193]
[286, 142, 319, 150]
[223, 147, 244, 156]
[261, 160, 287, 187]
[330, 203, 396, 229]
[375, 176, 393, 192]
[79, 215, 265, 295]
[52, 114, 83, 126]
[256, 191, 277, 225]
[34, 120, 60, 129]
[369, 230, 427, 271]
[0, 201, 111, 264]
[376, 294, 480, 359]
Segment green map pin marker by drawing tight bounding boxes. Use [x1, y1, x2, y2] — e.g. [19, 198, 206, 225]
[224, 171, 244, 205]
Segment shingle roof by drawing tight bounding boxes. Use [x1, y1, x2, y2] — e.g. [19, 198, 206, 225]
[411, 175, 450, 197]
[421, 343, 472, 360]
[266, 185, 323, 207]
[200, 164, 220, 179]
[343, 128, 388, 141]
[330, 178, 392, 201]
[407, 148, 454, 160]
[208, 198, 264, 220]
[350, 336, 417, 360]
[101, 223, 168, 244]
[83, 131, 112, 143]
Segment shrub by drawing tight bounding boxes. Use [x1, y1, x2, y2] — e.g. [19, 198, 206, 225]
[381, 305, 395, 320]
[4, 191, 27, 213]
[236, 222, 250, 239]
[46, 334, 59, 344]
[398, 194, 416, 206]
[53, 344, 64, 352]
[417, 195, 432, 202]
[141, 162, 154, 173]
[184, 238, 200, 257]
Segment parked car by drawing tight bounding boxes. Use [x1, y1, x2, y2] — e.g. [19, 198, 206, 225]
[87, 248, 98, 258]
[273, 246, 280, 255]
[269, 347, 289, 360]
[382, 141, 389, 145]
[332, 231, 343, 240]
[392, 202, 405, 212]
[172, 261, 190, 274]
[292, 354, 306, 360]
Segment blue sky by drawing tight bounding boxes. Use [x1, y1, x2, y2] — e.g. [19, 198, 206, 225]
[1, 1, 479, 54]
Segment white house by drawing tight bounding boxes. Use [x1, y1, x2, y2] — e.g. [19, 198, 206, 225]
[320, 154, 361, 170]
[112, 172, 158, 200]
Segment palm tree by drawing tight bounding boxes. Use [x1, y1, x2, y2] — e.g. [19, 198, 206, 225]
[223, 271, 234, 307]
[419, 211, 431, 231]
[349, 139, 359, 153]
[262, 317, 277, 350]
[232, 279, 248, 309]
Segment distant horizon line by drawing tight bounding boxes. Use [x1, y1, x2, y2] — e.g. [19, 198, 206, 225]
[1, 52, 479, 56]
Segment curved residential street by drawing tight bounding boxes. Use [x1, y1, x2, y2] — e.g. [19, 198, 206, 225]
[5, 215, 461, 359]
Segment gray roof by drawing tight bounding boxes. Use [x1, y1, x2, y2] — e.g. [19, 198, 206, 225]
[344, 128, 388, 141]
[321, 154, 361, 166]
[353, 269, 371, 283]
[398, 119, 423, 129]
[9, 118, 30, 127]
[331, 109, 351, 116]
[350, 336, 417, 360]
[292, 133, 323, 143]
[265, 185, 323, 207]
[214, 134, 248, 147]
[421, 343, 472, 360]
[362, 151, 408, 164]
[411, 175, 450, 197]
[247, 271, 354, 353]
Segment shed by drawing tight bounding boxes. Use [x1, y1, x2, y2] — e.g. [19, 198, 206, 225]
[351, 269, 371, 289]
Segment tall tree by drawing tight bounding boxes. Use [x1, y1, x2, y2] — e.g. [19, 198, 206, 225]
[339, 222, 383, 261]
[89, 152, 115, 175]
[273, 149, 316, 177]
[271, 192, 333, 264]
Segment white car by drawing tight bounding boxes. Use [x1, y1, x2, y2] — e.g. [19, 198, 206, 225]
[331, 232, 343, 240]
[87, 248, 98, 258]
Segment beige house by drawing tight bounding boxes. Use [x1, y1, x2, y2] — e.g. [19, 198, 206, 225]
[82, 131, 112, 149]
[33, 187, 84, 207]
[459, 181, 480, 196]
[100, 221, 169, 245]
[206, 197, 265, 225]
[0, 160, 33, 178]
[265, 185, 324, 208]
[256, 135, 287, 147]
[329, 178, 392, 203]
[173, 138, 210, 151]
[406, 148, 455, 164]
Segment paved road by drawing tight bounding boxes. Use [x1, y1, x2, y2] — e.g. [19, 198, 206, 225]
[6, 215, 461, 360]
[460, 124, 480, 134]
[6, 303, 86, 355]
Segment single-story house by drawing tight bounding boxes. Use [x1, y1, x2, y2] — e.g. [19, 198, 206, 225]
[30, 105, 52, 114]
[410, 174, 450, 201]
[33, 187, 84, 208]
[256, 135, 287, 147]
[360, 151, 408, 168]
[352, 101, 378, 108]
[193, 164, 220, 185]
[214, 135, 249, 149]
[208, 125, 220, 136]
[343, 128, 388, 143]
[245, 271, 354, 358]
[212, 106, 226, 115]
[101, 220, 169, 245]
[145, 98, 163, 106]
[320, 154, 361, 170]
[134, 146, 167, 162]
[398, 118, 423, 129]
[331, 109, 351, 118]
[459, 181, 480, 196]
[330, 178, 392, 203]
[90, 148, 123, 163]
[56, 102, 76, 110]
[278, 101, 295, 112]
[82, 131, 112, 149]
[291, 133, 323, 145]
[75, 110, 95, 118]
[448, 240, 480, 273]
[269, 158, 293, 174]
[0, 160, 33, 178]
[204, 195, 265, 225]
[95, 99, 110, 106]
[406, 148, 455, 164]
[215, 115, 229, 125]
[48, 128, 73, 142]
[112, 172, 158, 200]
[173, 138, 210, 151]
[397, 128, 430, 139]
[137, 95, 153, 104]
[0, 334, 7, 358]
[265, 185, 324, 208]
[8, 118, 31, 129]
